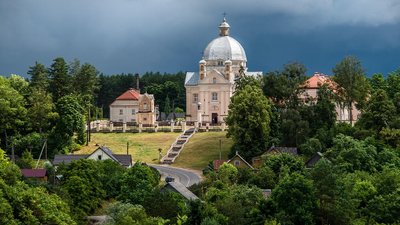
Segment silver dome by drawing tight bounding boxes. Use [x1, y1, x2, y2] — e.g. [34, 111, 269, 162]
[203, 36, 247, 61]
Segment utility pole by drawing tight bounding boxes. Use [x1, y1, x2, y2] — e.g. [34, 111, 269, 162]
[127, 142, 129, 155]
[158, 148, 162, 163]
[44, 139, 47, 160]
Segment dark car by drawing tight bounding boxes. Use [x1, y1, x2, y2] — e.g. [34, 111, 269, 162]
[165, 176, 175, 182]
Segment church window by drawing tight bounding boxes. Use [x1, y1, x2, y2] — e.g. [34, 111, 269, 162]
[212, 92, 218, 101]
[213, 78, 217, 84]
[119, 109, 123, 115]
[193, 93, 198, 103]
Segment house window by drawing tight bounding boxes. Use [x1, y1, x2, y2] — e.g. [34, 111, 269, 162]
[213, 77, 216, 84]
[234, 160, 240, 166]
[193, 93, 198, 103]
[143, 103, 148, 110]
[212, 92, 218, 101]
[98, 155, 102, 160]
[132, 109, 136, 115]
[119, 109, 123, 115]
[218, 61, 223, 66]
[119, 119, 123, 122]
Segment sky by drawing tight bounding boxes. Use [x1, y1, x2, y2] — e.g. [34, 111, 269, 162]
[1, 0, 400, 77]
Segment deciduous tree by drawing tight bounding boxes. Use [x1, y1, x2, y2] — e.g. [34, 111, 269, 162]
[332, 56, 369, 124]
[226, 83, 272, 161]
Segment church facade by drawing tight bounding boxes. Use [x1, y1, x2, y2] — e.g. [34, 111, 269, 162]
[185, 18, 261, 124]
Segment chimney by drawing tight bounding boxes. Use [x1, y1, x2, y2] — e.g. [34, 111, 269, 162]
[135, 73, 140, 92]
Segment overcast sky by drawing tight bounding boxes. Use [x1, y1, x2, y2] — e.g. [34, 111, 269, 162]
[1, 0, 400, 77]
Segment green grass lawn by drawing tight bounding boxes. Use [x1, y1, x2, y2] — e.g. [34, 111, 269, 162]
[173, 132, 233, 170]
[76, 132, 180, 163]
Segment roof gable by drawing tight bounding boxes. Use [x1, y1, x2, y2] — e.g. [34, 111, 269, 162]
[116, 88, 140, 100]
[53, 146, 132, 167]
[165, 182, 199, 200]
[227, 152, 254, 169]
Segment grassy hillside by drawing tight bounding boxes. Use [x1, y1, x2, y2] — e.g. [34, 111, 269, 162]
[76, 132, 180, 163]
[173, 132, 233, 170]
[76, 131, 234, 170]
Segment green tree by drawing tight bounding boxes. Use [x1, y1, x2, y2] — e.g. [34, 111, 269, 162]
[332, 56, 369, 124]
[217, 163, 238, 185]
[386, 68, 400, 100]
[48, 57, 71, 102]
[8, 74, 30, 98]
[271, 172, 317, 225]
[205, 184, 265, 225]
[356, 89, 396, 132]
[73, 62, 99, 99]
[28, 62, 49, 91]
[59, 159, 106, 222]
[118, 163, 160, 205]
[264, 153, 304, 181]
[27, 88, 57, 133]
[0, 76, 27, 149]
[226, 84, 272, 161]
[311, 160, 354, 225]
[0, 149, 75, 224]
[164, 95, 172, 115]
[263, 63, 307, 107]
[312, 84, 336, 131]
[51, 94, 85, 153]
[327, 135, 377, 173]
[369, 73, 387, 93]
[104, 202, 167, 225]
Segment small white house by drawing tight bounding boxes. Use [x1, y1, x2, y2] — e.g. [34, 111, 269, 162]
[53, 146, 132, 168]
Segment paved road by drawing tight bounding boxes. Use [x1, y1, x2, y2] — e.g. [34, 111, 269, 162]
[150, 164, 202, 187]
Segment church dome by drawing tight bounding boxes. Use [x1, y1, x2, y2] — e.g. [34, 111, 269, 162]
[203, 36, 247, 61]
[202, 18, 247, 62]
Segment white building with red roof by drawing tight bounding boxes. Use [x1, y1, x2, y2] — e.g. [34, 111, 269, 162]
[109, 88, 156, 125]
[301, 72, 360, 124]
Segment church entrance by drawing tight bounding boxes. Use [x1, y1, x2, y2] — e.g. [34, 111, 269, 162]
[212, 113, 218, 124]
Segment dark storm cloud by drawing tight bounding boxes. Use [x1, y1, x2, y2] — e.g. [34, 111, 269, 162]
[1, 0, 400, 77]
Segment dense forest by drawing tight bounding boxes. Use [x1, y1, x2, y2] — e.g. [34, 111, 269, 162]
[1, 56, 400, 224]
[0, 57, 186, 157]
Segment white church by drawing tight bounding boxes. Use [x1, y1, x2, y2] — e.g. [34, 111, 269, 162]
[185, 17, 262, 124]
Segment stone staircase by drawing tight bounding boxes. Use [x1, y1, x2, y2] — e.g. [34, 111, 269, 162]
[161, 128, 196, 164]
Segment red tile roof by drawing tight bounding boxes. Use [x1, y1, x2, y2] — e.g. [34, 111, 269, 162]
[303, 72, 334, 89]
[116, 88, 140, 100]
[21, 169, 47, 178]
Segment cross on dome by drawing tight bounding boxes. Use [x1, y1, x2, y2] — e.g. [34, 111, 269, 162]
[219, 14, 230, 36]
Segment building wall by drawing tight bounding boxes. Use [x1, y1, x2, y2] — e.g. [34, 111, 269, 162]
[301, 88, 361, 124]
[110, 100, 139, 123]
[186, 70, 233, 123]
